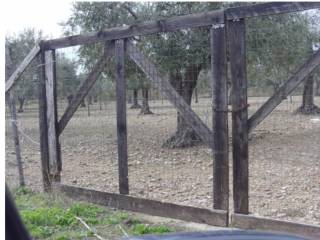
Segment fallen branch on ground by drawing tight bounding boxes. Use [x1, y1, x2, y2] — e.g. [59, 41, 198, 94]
[75, 216, 105, 240]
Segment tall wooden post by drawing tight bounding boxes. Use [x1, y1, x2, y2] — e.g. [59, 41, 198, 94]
[38, 47, 51, 192]
[227, 19, 249, 214]
[45, 50, 61, 182]
[38, 46, 61, 191]
[8, 92, 26, 187]
[211, 24, 229, 211]
[6, 45, 25, 187]
[115, 39, 129, 194]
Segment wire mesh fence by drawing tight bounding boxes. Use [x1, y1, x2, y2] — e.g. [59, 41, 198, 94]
[123, 31, 214, 208]
[5, 98, 42, 191]
[55, 46, 119, 193]
[5, 4, 320, 228]
[246, 10, 320, 225]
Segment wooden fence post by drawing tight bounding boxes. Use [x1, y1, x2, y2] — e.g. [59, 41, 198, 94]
[45, 50, 61, 182]
[227, 19, 249, 214]
[6, 45, 25, 187]
[38, 47, 51, 192]
[8, 91, 25, 187]
[211, 24, 229, 211]
[115, 39, 129, 194]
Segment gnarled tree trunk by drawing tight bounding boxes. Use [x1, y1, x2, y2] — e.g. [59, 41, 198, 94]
[127, 90, 133, 104]
[140, 88, 153, 114]
[80, 99, 86, 107]
[130, 89, 141, 109]
[17, 96, 25, 113]
[88, 95, 93, 105]
[194, 87, 199, 103]
[164, 64, 202, 148]
[67, 94, 73, 105]
[316, 78, 320, 96]
[296, 75, 320, 114]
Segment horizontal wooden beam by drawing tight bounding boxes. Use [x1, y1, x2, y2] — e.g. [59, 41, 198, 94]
[5, 45, 40, 93]
[58, 42, 114, 135]
[231, 213, 320, 239]
[225, 2, 320, 20]
[248, 49, 320, 132]
[59, 184, 228, 227]
[41, 3, 319, 51]
[126, 40, 213, 147]
[42, 10, 224, 50]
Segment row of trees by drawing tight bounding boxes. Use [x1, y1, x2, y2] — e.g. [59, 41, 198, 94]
[5, 29, 80, 112]
[63, 2, 320, 146]
[6, 3, 320, 148]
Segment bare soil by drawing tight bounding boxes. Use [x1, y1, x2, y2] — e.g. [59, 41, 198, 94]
[5, 96, 320, 226]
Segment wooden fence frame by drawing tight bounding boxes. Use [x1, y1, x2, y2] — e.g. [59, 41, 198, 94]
[5, 2, 320, 232]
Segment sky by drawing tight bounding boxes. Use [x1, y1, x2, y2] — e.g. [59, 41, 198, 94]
[4, 1, 73, 38]
[2, 0, 80, 61]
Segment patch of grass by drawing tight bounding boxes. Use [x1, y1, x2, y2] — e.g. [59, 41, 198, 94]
[131, 224, 172, 235]
[12, 186, 176, 239]
[68, 202, 105, 225]
[102, 211, 130, 225]
[20, 207, 78, 238]
[13, 186, 33, 196]
[68, 202, 104, 217]
[52, 230, 91, 240]
[21, 207, 76, 227]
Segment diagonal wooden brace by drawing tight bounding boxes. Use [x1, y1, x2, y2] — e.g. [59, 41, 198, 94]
[5, 45, 40, 93]
[126, 40, 213, 147]
[248, 48, 320, 132]
[58, 42, 114, 135]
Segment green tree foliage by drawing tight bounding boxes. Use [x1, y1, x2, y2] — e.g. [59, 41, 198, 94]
[246, 12, 316, 91]
[56, 53, 79, 99]
[5, 29, 43, 111]
[63, 3, 320, 144]
[6, 29, 82, 111]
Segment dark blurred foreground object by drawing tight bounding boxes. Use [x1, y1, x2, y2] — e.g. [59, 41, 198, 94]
[5, 185, 31, 240]
[127, 230, 308, 240]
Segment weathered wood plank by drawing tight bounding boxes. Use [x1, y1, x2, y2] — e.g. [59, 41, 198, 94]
[126, 41, 213, 147]
[38, 50, 51, 192]
[5, 45, 40, 93]
[45, 50, 60, 182]
[231, 213, 320, 239]
[228, 19, 249, 214]
[115, 39, 129, 195]
[42, 10, 224, 50]
[226, 2, 320, 20]
[58, 42, 114, 135]
[41, 3, 319, 50]
[248, 49, 320, 132]
[211, 25, 229, 211]
[59, 184, 228, 227]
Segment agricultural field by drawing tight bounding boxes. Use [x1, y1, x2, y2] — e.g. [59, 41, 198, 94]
[5, 96, 320, 227]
